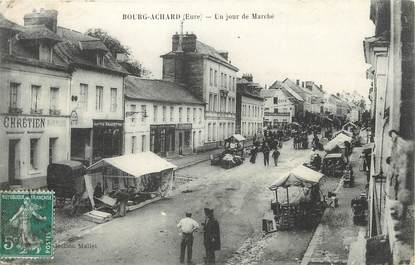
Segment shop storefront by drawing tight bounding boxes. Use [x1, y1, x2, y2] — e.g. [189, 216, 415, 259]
[92, 120, 123, 162]
[0, 114, 70, 188]
[175, 123, 192, 155]
[150, 124, 175, 157]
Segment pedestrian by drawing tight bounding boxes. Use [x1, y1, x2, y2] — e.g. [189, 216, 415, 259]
[177, 212, 200, 264]
[249, 146, 257, 164]
[272, 148, 280, 166]
[203, 208, 220, 265]
[262, 142, 270, 166]
[113, 189, 129, 217]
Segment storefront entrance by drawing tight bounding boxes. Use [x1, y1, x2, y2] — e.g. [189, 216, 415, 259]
[8, 139, 20, 185]
[93, 120, 123, 162]
[150, 124, 175, 157]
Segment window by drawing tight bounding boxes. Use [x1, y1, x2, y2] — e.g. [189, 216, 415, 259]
[170, 106, 174, 122]
[80, 83, 88, 111]
[141, 105, 147, 122]
[193, 108, 196, 122]
[162, 106, 166, 122]
[214, 70, 217, 86]
[9, 83, 20, 112]
[224, 74, 227, 88]
[213, 94, 218, 111]
[153, 105, 158, 123]
[199, 108, 202, 124]
[220, 73, 223, 88]
[179, 107, 183, 123]
[130, 104, 137, 123]
[209, 68, 213, 86]
[110, 88, 117, 112]
[30, 138, 39, 170]
[233, 77, 235, 91]
[248, 106, 251, 117]
[228, 98, 231, 112]
[97, 53, 104, 66]
[187, 107, 190, 122]
[213, 123, 216, 141]
[141, 135, 146, 152]
[209, 94, 213, 111]
[95, 86, 103, 111]
[229, 76, 232, 90]
[131, 136, 136, 153]
[199, 130, 202, 145]
[208, 123, 211, 141]
[31, 85, 41, 114]
[49, 138, 57, 164]
[273, 97, 278, 104]
[50, 87, 59, 113]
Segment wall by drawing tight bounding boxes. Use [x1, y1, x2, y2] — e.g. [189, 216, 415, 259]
[240, 95, 263, 138]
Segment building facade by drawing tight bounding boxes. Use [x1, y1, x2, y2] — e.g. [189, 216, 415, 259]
[124, 76, 205, 157]
[236, 76, 264, 139]
[360, 1, 414, 264]
[161, 33, 238, 151]
[53, 21, 127, 166]
[0, 12, 71, 188]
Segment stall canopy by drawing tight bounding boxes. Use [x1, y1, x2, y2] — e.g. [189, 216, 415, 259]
[333, 129, 353, 138]
[87, 152, 177, 177]
[324, 133, 352, 152]
[343, 122, 358, 130]
[269, 165, 325, 190]
[228, 134, 246, 142]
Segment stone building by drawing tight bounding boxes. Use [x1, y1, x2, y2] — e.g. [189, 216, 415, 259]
[124, 76, 205, 157]
[161, 33, 238, 151]
[236, 75, 264, 140]
[0, 12, 72, 188]
[359, 0, 414, 264]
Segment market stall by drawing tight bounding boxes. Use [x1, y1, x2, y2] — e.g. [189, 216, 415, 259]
[84, 152, 177, 215]
[324, 132, 352, 153]
[211, 134, 245, 169]
[268, 165, 326, 230]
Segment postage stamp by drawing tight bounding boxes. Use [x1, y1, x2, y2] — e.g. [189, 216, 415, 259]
[0, 191, 54, 259]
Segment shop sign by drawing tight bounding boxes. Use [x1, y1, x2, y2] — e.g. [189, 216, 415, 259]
[150, 124, 176, 130]
[93, 120, 123, 128]
[176, 123, 192, 130]
[3, 116, 45, 129]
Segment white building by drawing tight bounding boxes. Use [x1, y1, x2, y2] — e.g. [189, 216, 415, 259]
[124, 76, 205, 157]
[261, 87, 299, 128]
[0, 12, 71, 188]
[161, 33, 238, 151]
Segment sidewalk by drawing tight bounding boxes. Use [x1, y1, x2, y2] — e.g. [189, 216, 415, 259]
[167, 148, 224, 169]
[301, 147, 367, 265]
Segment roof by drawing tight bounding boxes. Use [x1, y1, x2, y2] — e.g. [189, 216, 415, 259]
[284, 78, 312, 96]
[18, 25, 62, 42]
[324, 133, 352, 152]
[87, 152, 177, 178]
[269, 165, 325, 190]
[228, 134, 246, 142]
[125, 76, 204, 105]
[49, 160, 85, 170]
[281, 82, 304, 101]
[0, 13, 25, 32]
[54, 27, 128, 75]
[260, 89, 278, 98]
[79, 40, 109, 52]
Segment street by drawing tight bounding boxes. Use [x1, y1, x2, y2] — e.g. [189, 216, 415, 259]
[45, 141, 314, 265]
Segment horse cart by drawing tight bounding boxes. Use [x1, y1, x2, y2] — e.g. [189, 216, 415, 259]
[47, 160, 90, 215]
[269, 165, 326, 230]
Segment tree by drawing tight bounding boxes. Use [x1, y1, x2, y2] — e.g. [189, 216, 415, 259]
[85, 28, 151, 77]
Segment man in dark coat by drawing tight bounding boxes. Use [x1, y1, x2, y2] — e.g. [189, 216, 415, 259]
[203, 208, 220, 265]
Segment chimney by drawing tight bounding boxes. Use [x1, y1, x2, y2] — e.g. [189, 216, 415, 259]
[242, 73, 253, 82]
[24, 9, 58, 32]
[182, 33, 197, 52]
[296, 79, 300, 86]
[172, 33, 180, 51]
[301, 81, 304, 88]
[320, 84, 323, 90]
[218, 51, 228, 60]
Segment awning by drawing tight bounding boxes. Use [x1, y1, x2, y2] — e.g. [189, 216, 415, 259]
[87, 152, 177, 178]
[269, 165, 325, 190]
[333, 129, 353, 138]
[324, 133, 352, 152]
[343, 122, 358, 129]
[229, 134, 246, 142]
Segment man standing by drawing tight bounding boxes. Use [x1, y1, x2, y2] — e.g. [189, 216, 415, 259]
[272, 148, 280, 166]
[203, 208, 220, 265]
[177, 212, 200, 264]
[262, 142, 270, 166]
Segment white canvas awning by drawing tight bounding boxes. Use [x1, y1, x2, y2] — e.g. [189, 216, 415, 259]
[232, 134, 246, 141]
[87, 152, 177, 178]
[324, 133, 353, 152]
[269, 165, 325, 190]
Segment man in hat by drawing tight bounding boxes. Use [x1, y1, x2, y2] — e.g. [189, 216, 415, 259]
[177, 212, 200, 264]
[203, 208, 220, 264]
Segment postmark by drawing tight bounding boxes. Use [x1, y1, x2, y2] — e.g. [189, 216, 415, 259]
[0, 191, 54, 259]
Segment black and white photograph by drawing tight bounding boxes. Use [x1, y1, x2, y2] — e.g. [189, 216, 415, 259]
[0, 0, 413, 264]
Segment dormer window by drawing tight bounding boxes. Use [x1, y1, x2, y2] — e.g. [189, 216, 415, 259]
[79, 40, 108, 66]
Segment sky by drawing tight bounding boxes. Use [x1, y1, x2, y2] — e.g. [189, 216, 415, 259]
[1, 0, 374, 98]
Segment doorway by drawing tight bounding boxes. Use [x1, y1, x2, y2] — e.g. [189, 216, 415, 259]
[178, 132, 183, 155]
[8, 139, 20, 185]
[192, 131, 196, 152]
